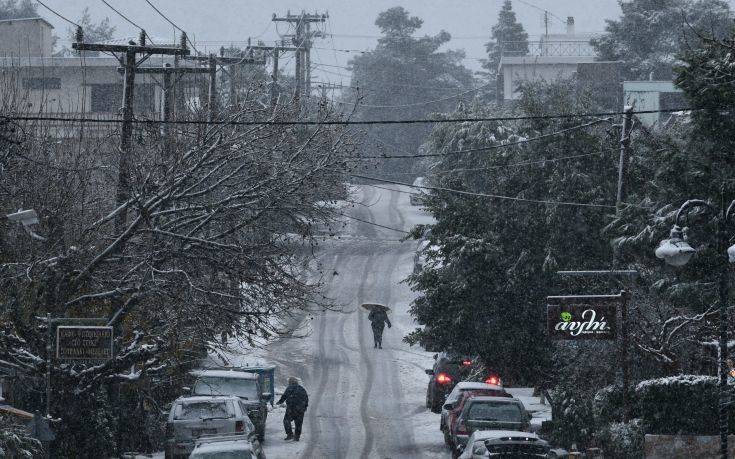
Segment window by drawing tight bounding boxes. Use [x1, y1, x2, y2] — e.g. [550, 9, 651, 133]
[23, 77, 61, 90]
[193, 376, 259, 400]
[90, 83, 156, 114]
[174, 401, 233, 420]
[467, 402, 523, 422]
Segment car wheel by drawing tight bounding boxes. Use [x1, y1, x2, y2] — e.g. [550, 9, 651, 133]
[426, 387, 432, 409]
[430, 395, 443, 413]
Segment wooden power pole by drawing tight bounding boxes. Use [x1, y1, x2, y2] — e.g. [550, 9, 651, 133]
[73, 29, 190, 233]
[272, 11, 328, 110]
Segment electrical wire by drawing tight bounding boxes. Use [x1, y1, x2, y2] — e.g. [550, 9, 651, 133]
[337, 83, 489, 109]
[1, 107, 697, 126]
[432, 151, 608, 175]
[348, 117, 612, 159]
[333, 211, 409, 234]
[36, 0, 80, 28]
[142, 0, 202, 54]
[349, 174, 616, 209]
[99, 0, 145, 32]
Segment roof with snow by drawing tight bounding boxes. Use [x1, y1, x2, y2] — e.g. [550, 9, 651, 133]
[469, 430, 541, 441]
[454, 382, 504, 391]
[191, 369, 259, 380]
[175, 395, 242, 403]
[0, 17, 53, 28]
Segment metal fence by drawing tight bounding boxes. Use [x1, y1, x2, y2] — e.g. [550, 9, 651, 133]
[500, 40, 595, 57]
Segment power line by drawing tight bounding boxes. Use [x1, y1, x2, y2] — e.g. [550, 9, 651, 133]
[337, 83, 490, 109]
[1, 107, 697, 127]
[433, 152, 607, 174]
[350, 174, 616, 209]
[36, 0, 80, 28]
[348, 118, 612, 159]
[333, 211, 409, 234]
[99, 0, 151, 39]
[143, 0, 181, 31]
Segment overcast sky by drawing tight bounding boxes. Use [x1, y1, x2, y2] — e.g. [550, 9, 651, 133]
[41, 0, 735, 83]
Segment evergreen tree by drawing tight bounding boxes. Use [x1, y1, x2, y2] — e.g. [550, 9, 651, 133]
[0, 0, 36, 20]
[591, 0, 731, 80]
[348, 7, 474, 179]
[483, 0, 529, 75]
[406, 82, 619, 384]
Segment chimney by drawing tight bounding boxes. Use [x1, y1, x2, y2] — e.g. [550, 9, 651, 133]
[566, 16, 575, 36]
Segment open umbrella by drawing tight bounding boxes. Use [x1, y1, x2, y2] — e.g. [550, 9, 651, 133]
[360, 303, 391, 312]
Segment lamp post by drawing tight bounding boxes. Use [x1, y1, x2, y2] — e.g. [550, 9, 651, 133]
[655, 198, 735, 459]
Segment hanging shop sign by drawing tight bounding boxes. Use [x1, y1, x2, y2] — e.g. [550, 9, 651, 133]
[546, 294, 621, 341]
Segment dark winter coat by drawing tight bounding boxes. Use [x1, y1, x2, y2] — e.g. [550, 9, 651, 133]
[368, 309, 391, 332]
[277, 383, 309, 413]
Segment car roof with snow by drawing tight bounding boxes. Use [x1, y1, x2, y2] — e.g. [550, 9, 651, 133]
[464, 395, 522, 404]
[469, 430, 542, 441]
[455, 382, 504, 391]
[175, 395, 241, 403]
[191, 369, 259, 380]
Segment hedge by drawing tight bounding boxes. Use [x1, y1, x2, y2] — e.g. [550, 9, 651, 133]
[634, 375, 735, 435]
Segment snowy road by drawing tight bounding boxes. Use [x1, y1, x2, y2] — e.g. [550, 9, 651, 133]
[260, 184, 448, 459]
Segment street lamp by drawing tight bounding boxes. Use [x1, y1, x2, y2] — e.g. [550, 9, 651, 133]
[655, 198, 733, 459]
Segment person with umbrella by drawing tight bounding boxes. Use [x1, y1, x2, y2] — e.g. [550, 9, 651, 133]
[364, 303, 392, 349]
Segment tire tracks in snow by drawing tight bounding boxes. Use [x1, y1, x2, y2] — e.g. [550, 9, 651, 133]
[357, 251, 378, 459]
[301, 251, 348, 459]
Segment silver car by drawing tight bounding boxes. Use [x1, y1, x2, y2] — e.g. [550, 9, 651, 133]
[164, 395, 263, 459]
[451, 396, 531, 452]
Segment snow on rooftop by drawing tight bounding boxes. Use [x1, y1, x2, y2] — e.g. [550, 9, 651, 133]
[191, 369, 259, 379]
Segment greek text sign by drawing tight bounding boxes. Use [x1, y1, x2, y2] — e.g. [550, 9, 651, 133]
[56, 326, 113, 360]
[547, 295, 619, 341]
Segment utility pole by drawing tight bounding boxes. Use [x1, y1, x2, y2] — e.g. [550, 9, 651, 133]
[616, 106, 635, 207]
[247, 42, 299, 108]
[272, 11, 328, 110]
[116, 63, 210, 153]
[183, 53, 266, 121]
[73, 29, 189, 233]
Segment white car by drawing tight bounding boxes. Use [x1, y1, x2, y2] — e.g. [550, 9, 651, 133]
[458, 430, 550, 458]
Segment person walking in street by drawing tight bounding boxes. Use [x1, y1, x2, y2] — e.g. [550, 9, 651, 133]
[368, 307, 392, 349]
[276, 376, 309, 441]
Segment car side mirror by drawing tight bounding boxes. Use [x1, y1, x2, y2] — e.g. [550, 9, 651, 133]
[425, 369, 434, 376]
[182, 386, 191, 394]
[261, 392, 272, 400]
[443, 403, 454, 410]
[433, 353, 438, 360]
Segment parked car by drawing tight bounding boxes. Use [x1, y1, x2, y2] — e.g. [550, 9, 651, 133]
[440, 382, 511, 445]
[410, 176, 427, 205]
[425, 351, 473, 412]
[450, 396, 531, 455]
[189, 433, 266, 459]
[164, 395, 259, 459]
[457, 430, 550, 458]
[191, 369, 269, 440]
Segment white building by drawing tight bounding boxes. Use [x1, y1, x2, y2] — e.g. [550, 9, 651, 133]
[623, 80, 685, 127]
[0, 16, 203, 127]
[498, 17, 621, 107]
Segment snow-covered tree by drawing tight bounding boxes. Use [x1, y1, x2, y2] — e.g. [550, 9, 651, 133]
[406, 82, 619, 384]
[481, 0, 528, 100]
[591, 0, 732, 80]
[348, 6, 475, 179]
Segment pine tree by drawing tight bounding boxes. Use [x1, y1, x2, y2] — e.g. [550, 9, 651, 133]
[483, 1, 529, 79]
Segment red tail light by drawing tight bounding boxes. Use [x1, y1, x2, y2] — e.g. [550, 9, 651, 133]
[485, 376, 501, 385]
[436, 372, 452, 384]
[462, 359, 472, 366]
[235, 420, 244, 433]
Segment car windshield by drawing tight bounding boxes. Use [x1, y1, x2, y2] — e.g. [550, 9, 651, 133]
[194, 376, 259, 399]
[174, 401, 233, 420]
[467, 402, 522, 422]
